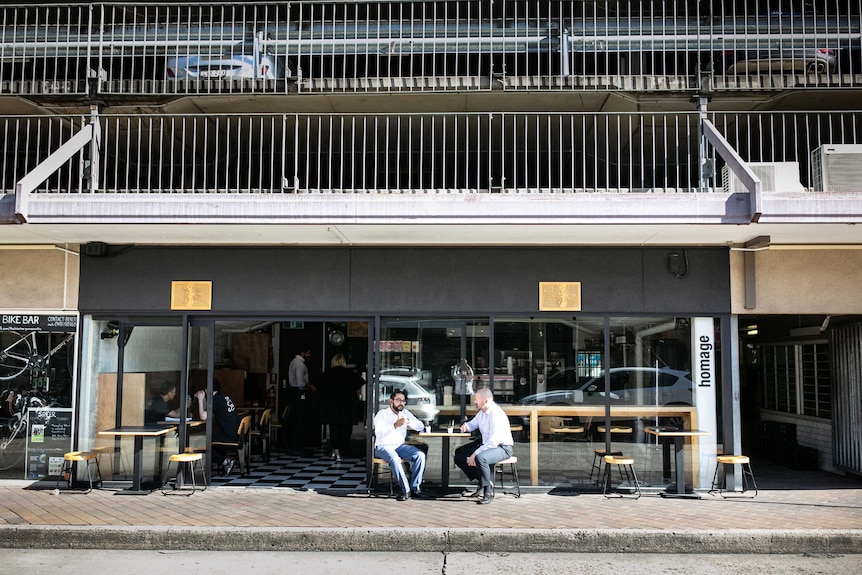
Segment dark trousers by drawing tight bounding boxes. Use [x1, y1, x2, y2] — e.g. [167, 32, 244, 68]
[455, 439, 513, 489]
[288, 388, 307, 454]
[454, 438, 482, 482]
[329, 422, 353, 456]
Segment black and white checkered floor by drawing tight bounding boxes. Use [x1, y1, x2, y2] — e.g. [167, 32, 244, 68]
[209, 451, 369, 490]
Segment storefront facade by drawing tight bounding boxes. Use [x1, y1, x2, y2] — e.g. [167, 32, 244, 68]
[0, 247, 79, 479]
[74, 245, 734, 492]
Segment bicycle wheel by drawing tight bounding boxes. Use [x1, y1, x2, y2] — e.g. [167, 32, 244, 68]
[0, 420, 26, 472]
[0, 331, 31, 381]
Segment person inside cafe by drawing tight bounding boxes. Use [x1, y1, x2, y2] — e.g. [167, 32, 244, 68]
[373, 388, 427, 501]
[318, 353, 365, 460]
[144, 381, 180, 425]
[287, 342, 315, 455]
[454, 387, 514, 505]
[195, 379, 239, 476]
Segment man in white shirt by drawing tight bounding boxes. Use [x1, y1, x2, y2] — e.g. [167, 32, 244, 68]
[455, 387, 514, 505]
[373, 389, 427, 501]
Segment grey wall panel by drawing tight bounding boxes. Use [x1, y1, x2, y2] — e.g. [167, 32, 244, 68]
[80, 247, 353, 314]
[80, 246, 730, 315]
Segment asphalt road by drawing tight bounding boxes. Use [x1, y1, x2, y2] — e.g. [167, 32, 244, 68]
[2, 550, 860, 574]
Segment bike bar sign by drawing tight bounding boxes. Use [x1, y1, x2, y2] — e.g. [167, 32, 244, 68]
[0, 314, 77, 332]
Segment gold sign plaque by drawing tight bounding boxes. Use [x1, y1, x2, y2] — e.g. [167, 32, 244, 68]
[539, 282, 581, 312]
[171, 281, 213, 311]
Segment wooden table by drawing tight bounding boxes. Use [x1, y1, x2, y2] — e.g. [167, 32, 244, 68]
[98, 425, 177, 495]
[644, 426, 710, 498]
[418, 430, 472, 492]
[439, 404, 698, 485]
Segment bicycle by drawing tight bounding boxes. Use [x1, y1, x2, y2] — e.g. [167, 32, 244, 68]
[0, 330, 75, 383]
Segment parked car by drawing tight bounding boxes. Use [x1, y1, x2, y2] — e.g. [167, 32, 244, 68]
[718, 48, 837, 75]
[378, 373, 439, 423]
[519, 367, 694, 407]
[166, 44, 291, 80]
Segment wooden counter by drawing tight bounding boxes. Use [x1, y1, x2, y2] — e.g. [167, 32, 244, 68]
[438, 404, 698, 485]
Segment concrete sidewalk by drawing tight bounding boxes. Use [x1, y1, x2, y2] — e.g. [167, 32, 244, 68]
[1, 474, 861, 554]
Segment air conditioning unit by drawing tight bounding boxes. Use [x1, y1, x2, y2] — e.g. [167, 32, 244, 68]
[811, 144, 862, 192]
[722, 161, 805, 193]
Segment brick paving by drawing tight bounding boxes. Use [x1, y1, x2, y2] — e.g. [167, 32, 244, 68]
[0, 473, 860, 531]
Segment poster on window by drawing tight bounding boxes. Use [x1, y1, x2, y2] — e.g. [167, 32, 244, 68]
[25, 407, 73, 480]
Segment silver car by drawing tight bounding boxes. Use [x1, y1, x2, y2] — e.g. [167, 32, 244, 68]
[378, 374, 439, 423]
[720, 48, 837, 75]
[519, 367, 694, 407]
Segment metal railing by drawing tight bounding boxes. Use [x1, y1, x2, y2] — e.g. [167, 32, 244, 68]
[0, 1, 860, 96]
[3, 110, 860, 195]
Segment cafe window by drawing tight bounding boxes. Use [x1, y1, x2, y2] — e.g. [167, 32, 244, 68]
[761, 343, 831, 419]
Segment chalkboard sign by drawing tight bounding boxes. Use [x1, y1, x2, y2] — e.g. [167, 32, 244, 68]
[25, 407, 73, 480]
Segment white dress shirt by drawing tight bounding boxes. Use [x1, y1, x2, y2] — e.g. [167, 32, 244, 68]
[373, 406, 424, 448]
[464, 400, 514, 456]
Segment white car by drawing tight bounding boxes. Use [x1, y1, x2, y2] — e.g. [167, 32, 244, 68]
[378, 374, 439, 423]
[519, 367, 694, 407]
[166, 47, 290, 80]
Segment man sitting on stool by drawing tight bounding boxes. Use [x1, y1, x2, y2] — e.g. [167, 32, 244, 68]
[454, 387, 514, 505]
[373, 389, 427, 501]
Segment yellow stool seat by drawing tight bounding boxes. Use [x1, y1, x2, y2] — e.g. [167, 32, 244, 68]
[169, 452, 203, 464]
[550, 425, 586, 434]
[64, 451, 98, 462]
[716, 455, 750, 465]
[597, 426, 633, 434]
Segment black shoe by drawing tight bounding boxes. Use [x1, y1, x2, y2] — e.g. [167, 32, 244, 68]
[411, 490, 429, 500]
[461, 486, 482, 498]
[222, 458, 235, 476]
[396, 491, 410, 501]
[477, 488, 494, 505]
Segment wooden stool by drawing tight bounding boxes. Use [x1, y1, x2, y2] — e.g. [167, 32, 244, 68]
[494, 456, 521, 498]
[710, 455, 758, 498]
[590, 449, 623, 484]
[54, 451, 102, 494]
[161, 452, 207, 495]
[602, 455, 641, 499]
[597, 425, 633, 440]
[371, 457, 404, 496]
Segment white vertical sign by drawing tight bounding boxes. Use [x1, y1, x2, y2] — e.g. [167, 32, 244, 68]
[692, 317, 718, 489]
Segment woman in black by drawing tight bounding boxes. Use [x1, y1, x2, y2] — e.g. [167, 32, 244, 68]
[319, 354, 365, 460]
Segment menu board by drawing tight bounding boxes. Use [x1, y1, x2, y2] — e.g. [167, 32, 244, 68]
[25, 407, 73, 480]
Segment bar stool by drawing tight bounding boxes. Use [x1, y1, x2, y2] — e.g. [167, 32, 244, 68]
[370, 457, 404, 496]
[54, 451, 102, 494]
[92, 445, 129, 478]
[590, 448, 623, 485]
[161, 452, 207, 495]
[602, 454, 641, 499]
[494, 456, 521, 497]
[710, 454, 758, 498]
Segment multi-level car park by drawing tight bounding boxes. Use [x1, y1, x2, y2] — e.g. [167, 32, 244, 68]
[0, 2, 860, 218]
[0, 1, 859, 96]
